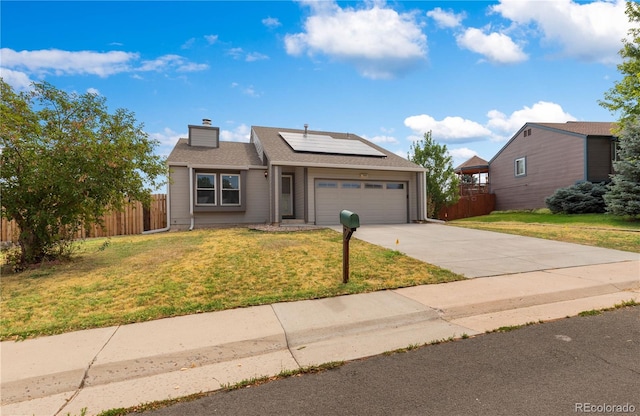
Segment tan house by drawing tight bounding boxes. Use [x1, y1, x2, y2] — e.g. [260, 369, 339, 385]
[167, 120, 427, 229]
[489, 121, 617, 211]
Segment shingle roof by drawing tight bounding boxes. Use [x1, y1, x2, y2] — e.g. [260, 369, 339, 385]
[167, 139, 264, 167]
[252, 126, 425, 171]
[455, 155, 489, 173]
[532, 121, 617, 136]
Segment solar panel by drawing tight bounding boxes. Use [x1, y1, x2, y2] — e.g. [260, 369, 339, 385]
[279, 132, 386, 157]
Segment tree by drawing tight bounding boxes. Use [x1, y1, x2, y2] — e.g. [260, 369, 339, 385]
[598, 1, 640, 218]
[0, 79, 166, 266]
[603, 121, 640, 217]
[600, 1, 640, 130]
[545, 182, 608, 214]
[408, 131, 459, 218]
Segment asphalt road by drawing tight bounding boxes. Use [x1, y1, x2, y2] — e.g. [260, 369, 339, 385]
[136, 307, 639, 416]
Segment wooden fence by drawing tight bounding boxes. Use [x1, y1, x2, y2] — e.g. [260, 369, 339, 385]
[438, 193, 496, 221]
[1, 194, 167, 243]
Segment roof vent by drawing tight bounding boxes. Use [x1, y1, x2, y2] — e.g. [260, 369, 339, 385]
[304, 123, 309, 137]
[202, 118, 212, 126]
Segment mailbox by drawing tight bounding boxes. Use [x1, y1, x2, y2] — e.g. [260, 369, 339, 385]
[340, 210, 360, 230]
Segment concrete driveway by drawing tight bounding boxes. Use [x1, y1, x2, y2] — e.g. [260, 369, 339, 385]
[335, 223, 639, 278]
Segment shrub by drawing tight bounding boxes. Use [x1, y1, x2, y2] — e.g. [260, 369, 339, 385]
[545, 182, 608, 214]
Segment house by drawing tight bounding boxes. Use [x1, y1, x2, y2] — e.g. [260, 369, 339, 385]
[489, 121, 617, 211]
[166, 120, 427, 229]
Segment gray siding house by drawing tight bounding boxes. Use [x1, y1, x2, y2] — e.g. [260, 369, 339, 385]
[489, 121, 617, 211]
[167, 120, 427, 229]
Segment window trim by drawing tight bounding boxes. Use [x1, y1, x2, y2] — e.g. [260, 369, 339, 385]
[193, 169, 247, 212]
[196, 173, 216, 206]
[515, 157, 526, 177]
[221, 173, 241, 206]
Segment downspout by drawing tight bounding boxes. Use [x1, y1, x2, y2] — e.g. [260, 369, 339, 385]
[423, 170, 428, 220]
[188, 165, 195, 230]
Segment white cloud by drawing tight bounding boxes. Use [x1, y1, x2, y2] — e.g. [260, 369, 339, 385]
[230, 82, 261, 97]
[364, 135, 399, 145]
[404, 114, 492, 142]
[262, 17, 282, 28]
[220, 124, 250, 142]
[138, 54, 209, 73]
[405, 101, 575, 144]
[246, 52, 269, 62]
[150, 127, 184, 148]
[486, 101, 576, 139]
[86, 87, 100, 95]
[448, 147, 479, 168]
[0, 67, 33, 90]
[1, 48, 136, 77]
[228, 48, 268, 62]
[181, 38, 196, 49]
[427, 7, 465, 28]
[456, 28, 528, 64]
[448, 147, 478, 160]
[492, 0, 629, 64]
[0, 48, 209, 80]
[285, 1, 427, 79]
[205, 35, 219, 45]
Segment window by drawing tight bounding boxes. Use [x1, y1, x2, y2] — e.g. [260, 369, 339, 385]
[515, 157, 526, 177]
[221, 174, 240, 205]
[317, 181, 338, 188]
[341, 182, 361, 189]
[386, 183, 404, 190]
[364, 183, 383, 189]
[196, 173, 216, 205]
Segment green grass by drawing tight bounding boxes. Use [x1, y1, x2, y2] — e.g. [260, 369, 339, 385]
[456, 210, 640, 227]
[0, 228, 463, 340]
[451, 211, 640, 253]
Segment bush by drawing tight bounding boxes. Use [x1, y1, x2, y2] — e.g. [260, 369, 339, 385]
[545, 182, 608, 214]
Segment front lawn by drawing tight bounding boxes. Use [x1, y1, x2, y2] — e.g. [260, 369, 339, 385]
[451, 211, 640, 253]
[0, 228, 463, 340]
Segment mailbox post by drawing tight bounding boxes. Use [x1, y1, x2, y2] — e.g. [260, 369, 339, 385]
[339, 210, 360, 284]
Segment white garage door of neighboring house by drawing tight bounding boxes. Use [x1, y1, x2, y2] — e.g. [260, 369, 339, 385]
[315, 180, 408, 225]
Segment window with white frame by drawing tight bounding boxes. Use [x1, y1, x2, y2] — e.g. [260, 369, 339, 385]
[221, 174, 241, 205]
[196, 173, 216, 205]
[515, 157, 526, 177]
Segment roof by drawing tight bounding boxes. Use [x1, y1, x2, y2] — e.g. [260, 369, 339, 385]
[252, 126, 425, 172]
[455, 155, 489, 173]
[489, 121, 617, 164]
[532, 121, 617, 136]
[167, 139, 264, 167]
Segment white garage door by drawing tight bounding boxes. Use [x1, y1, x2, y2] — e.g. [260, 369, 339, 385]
[315, 180, 408, 225]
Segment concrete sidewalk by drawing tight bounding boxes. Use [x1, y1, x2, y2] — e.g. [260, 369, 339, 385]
[1, 224, 639, 416]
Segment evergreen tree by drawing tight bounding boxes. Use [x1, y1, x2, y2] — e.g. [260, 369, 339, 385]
[598, 1, 640, 218]
[408, 131, 459, 219]
[604, 121, 640, 217]
[600, 1, 640, 130]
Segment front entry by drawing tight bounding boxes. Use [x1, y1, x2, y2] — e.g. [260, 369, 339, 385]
[281, 174, 294, 218]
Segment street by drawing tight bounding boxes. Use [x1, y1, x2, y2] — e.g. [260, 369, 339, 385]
[135, 307, 639, 416]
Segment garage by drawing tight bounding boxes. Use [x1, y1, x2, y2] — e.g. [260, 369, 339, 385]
[314, 179, 408, 225]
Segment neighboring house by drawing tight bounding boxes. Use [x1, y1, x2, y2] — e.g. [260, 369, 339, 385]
[167, 120, 427, 229]
[489, 121, 617, 211]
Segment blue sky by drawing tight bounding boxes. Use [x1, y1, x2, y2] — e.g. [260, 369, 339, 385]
[1, 0, 632, 173]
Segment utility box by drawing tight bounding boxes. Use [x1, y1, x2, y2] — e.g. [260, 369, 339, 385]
[340, 210, 360, 230]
